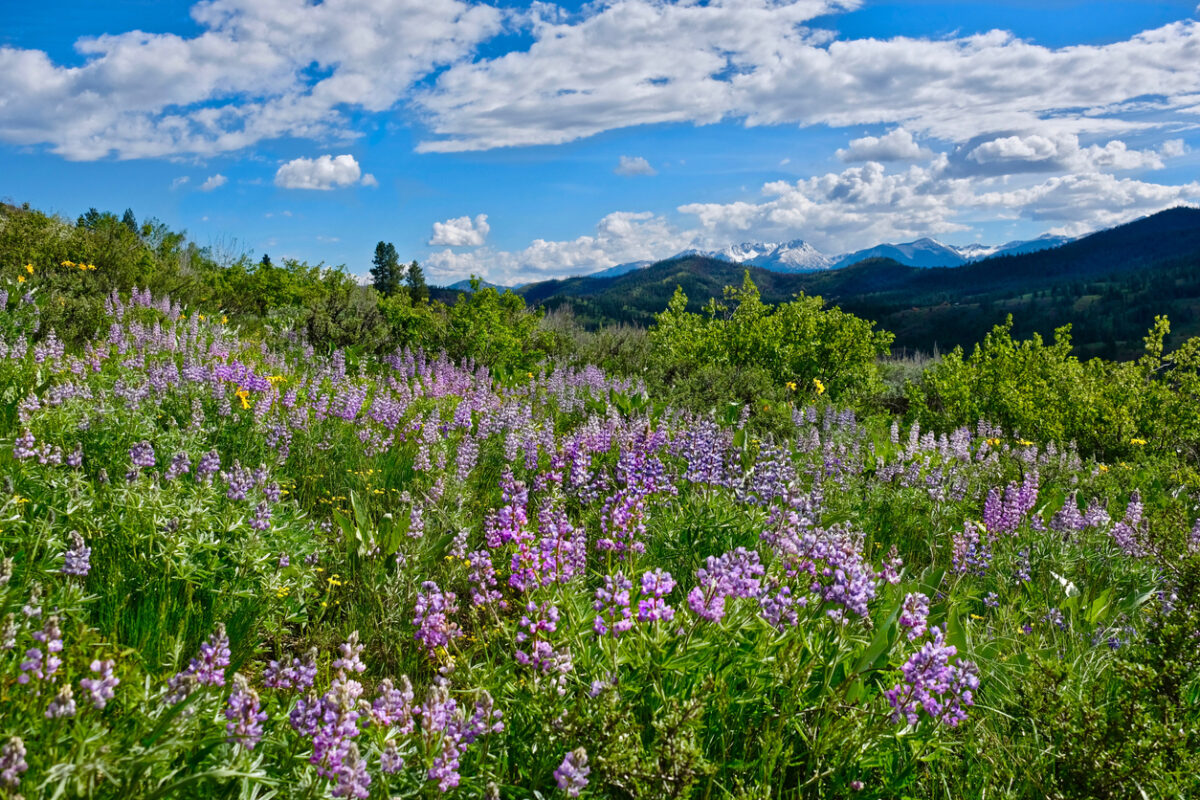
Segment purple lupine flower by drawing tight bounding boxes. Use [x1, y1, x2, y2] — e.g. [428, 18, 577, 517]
[45, 683, 77, 718]
[1051, 491, 1085, 534]
[333, 632, 367, 675]
[485, 470, 528, 547]
[225, 674, 268, 750]
[554, 748, 590, 798]
[223, 462, 255, 501]
[885, 626, 979, 727]
[371, 676, 416, 731]
[758, 583, 800, 629]
[1014, 549, 1032, 583]
[637, 569, 676, 623]
[196, 449, 221, 482]
[380, 740, 404, 773]
[62, 530, 91, 576]
[13, 430, 37, 460]
[129, 440, 156, 469]
[164, 452, 190, 481]
[1110, 491, 1147, 557]
[67, 443, 83, 468]
[80, 659, 119, 709]
[1044, 607, 1067, 630]
[0, 737, 28, 789]
[165, 623, 231, 702]
[984, 592, 999, 608]
[18, 648, 44, 684]
[263, 649, 318, 690]
[330, 741, 372, 798]
[593, 572, 634, 637]
[278, 553, 290, 568]
[950, 522, 991, 576]
[687, 548, 765, 622]
[249, 501, 272, 531]
[516, 601, 567, 676]
[413, 582, 462, 656]
[465, 550, 504, 608]
[419, 683, 504, 792]
[899, 593, 930, 641]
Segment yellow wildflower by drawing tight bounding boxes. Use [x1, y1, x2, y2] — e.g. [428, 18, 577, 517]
[17, 275, 25, 283]
[813, 378, 826, 395]
[1016, 438, 1033, 446]
[24, 264, 34, 274]
[1097, 464, 1110, 473]
[235, 388, 251, 409]
[1129, 438, 1147, 446]
[786, 381, 797, 391]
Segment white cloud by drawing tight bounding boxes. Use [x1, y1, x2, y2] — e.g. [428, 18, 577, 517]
[274, 154, 368, 190]
[0, 0, 503, 159]
[429, 214, 490, 246]
[676, 158, 1200, 253]
[416, 5, 1200, 155]
[614, 155, 657, 176]
[360, 173, 378, 187]
[964, 133, 1169, 173]
[170, 175, 190, 190]
[425, 211, 695, 284]
[837, 128, 927, 162]
[199, 173, 227, 191]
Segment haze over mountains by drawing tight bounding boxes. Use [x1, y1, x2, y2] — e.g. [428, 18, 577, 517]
[469, 230, 1076, 288]
[514, 207, 1200, 360]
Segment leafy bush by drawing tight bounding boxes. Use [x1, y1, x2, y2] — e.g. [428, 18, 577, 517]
[650, 272, 894, 407]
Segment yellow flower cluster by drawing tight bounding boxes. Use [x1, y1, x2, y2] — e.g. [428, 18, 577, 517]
[59, 260, 98, 271]
[234, 388, 252, 409]
[812, 378, 826, 395]
[1129, 438, 1147, 446]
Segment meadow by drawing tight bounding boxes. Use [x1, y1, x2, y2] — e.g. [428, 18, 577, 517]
[1, 210, 1199, 799]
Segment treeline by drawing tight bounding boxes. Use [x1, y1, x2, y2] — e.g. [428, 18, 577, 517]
[518, 207, 1200, 359]
[5, 201, 1200, 471]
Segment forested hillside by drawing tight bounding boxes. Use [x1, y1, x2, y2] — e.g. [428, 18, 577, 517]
[519, 207, 1200, 358]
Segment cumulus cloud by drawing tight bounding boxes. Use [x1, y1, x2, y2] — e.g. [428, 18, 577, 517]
[676, 158, 1200, 253]
[199, 173, 227, 191]
[614, 155, 657, 176]
[963, 132, 1172, 174]
[416, 3, 1200, 154]
[274, 154, 369, 190]
[429, 214, 490, 246]
[0, 0, 502, 159]
[837, 128, 927, 162]
[424, 211, 695, 284]
[170, 176, 190, 190]
[422, 149, 1200, 284]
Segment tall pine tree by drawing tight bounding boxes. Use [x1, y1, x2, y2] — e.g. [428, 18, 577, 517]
[406, 260, 429, 303]
[371, 242, 400, 296]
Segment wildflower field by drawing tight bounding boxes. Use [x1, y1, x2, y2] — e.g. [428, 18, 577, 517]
[1, 272, 1199, 799]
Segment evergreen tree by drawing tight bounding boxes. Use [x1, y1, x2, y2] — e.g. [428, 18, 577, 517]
[121, 208, 138, 234]
[371, 242, 401, 296]
[260, 253, 273, 268]
[406, 260, 429, 304]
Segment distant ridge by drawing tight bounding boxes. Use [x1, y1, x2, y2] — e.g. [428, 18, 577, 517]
[517, 206, 1200, 359]
[583, 231, 1073, 280]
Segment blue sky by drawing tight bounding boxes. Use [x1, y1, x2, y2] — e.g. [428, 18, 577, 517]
[2, 0, 1199, 285]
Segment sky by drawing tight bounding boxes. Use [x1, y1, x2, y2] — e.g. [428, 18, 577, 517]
[2, 0, 1200, 286]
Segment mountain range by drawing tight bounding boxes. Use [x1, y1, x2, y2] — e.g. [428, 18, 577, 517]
[579, 232, 1073, 281]
[515, 206, 1200, 360]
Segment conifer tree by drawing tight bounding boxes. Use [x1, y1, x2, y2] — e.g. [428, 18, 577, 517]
[371, 242, 401, 296]
[406, 259, 429, 303]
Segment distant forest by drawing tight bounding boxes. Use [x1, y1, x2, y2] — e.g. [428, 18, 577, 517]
[517, 206, 1200, 359]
